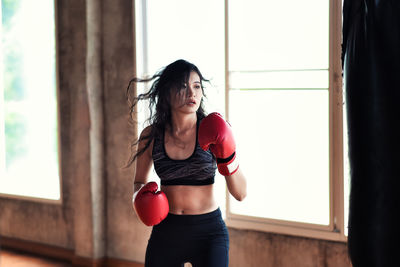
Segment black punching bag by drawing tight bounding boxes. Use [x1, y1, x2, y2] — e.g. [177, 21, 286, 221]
[342, 0, 400, 266]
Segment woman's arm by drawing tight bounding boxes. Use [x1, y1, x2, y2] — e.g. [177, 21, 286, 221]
[133, 126, 154, 194]
[198, 113, 247, 201]
[225, 167, 247, 201]
[132, 126, 169, 226]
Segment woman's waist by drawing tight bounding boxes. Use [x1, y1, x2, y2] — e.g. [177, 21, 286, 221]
[162, 184, 217, 215]
[167, 202, 219, 215]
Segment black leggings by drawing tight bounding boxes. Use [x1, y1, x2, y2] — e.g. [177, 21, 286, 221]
[145, 208, 229, 267]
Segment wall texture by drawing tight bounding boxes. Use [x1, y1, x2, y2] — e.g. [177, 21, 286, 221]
[0, 1, 352, 266]
[229, 229, 351, 267]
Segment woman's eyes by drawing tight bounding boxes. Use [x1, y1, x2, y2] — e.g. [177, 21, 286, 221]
[181, 84, 201, 90]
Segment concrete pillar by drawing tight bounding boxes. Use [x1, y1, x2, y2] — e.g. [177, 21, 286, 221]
[86, 0, 106, 260]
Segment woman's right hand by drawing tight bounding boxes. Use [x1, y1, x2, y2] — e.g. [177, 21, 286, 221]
[133, 182, 169, 226]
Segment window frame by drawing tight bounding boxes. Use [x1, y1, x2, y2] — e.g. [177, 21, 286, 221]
[224, 0, 346, 242]
[0, 0, 62, 204]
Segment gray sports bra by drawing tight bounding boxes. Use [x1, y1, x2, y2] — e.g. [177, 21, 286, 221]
[152, 120, 217, 186]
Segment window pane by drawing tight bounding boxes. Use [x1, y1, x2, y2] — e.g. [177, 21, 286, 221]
[0, 0, 59, 200]
[228, 0, 331, 226]
[230, 70, 329, 90]
[229, 0, 329, 71]
[229, 89, 330, 225]
[135, 0, 226, 211]
[146, 0, 224, 92]
[135, 0, 225, 124]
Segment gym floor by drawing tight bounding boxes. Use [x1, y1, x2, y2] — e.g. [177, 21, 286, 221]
[0, 249, 71, 267]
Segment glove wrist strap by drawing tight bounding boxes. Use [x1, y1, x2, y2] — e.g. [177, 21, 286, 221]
[217, 152, 239, 176]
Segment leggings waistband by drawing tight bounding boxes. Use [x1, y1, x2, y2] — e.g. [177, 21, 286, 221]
[162, 208, 222, 225]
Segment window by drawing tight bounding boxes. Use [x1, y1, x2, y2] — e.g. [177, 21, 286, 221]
[134, 0, 225, 120]
[226, 0, 346, 240]
[0, 0, 60, 201]
[135, 0, 346, 241]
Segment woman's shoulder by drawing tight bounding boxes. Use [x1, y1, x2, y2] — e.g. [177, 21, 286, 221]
[139, 124, 162, 141]
[138, 125, 155, 156]
[139, 125, 153, 138]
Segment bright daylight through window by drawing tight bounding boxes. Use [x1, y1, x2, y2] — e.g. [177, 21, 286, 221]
[0, 0, 60, 200]
[228, 0, 330, 225]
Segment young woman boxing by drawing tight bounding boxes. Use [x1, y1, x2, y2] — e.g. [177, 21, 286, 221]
[127, 59, 247, 267]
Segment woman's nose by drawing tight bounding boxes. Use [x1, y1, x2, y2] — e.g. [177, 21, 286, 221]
[187, 86, 195, 97]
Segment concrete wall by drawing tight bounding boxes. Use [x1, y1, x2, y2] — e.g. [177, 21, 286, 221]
[0, 1, 352, 266]
[229, 229, 351, 267]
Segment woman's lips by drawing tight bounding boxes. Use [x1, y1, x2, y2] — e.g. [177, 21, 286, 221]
[186, 99, 196, 105]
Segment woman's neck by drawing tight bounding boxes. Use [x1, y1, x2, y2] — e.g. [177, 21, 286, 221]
[170, 112, 197, 135]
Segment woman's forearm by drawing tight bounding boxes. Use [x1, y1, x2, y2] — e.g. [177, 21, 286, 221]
[225, 167, 247, 201]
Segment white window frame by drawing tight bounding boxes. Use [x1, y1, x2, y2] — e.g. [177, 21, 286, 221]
[0, 0, 62, 204]
[225, 0, 347, 242]
[224, 0, 346, 242]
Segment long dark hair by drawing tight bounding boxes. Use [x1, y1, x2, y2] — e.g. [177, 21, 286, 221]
[126, 59, 210, 166]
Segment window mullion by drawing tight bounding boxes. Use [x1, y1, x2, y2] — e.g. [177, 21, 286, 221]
[330, 0, 345, 239]
[224, 0, 229, 120]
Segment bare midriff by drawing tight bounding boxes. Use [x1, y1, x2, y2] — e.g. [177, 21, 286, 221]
[161, 184, 218, 215]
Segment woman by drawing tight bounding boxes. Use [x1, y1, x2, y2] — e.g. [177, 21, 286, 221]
[127, 59, 247, 267]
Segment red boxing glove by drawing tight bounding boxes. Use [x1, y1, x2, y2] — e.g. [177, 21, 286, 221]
[133, 182, 169, 226]
[198, 112, 239, 176]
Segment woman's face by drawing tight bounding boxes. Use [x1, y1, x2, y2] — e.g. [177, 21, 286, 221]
[170, 71, 203, 114]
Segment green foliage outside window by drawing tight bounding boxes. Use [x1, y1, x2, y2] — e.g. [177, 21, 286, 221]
[2, 0, 27, 168]
[4, 112, 26, 168]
